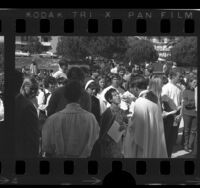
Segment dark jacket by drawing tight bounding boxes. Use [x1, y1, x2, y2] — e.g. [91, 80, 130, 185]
[47, 86, 92, 117]
[14, 93, 40, 158]
[91, 95, 101, 125]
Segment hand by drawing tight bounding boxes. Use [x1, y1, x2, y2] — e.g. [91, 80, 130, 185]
[162, 111, 168, 118]
[177, 106, 182, 111]
[175, 114, 182, 122]
[118, 124, 127, 132]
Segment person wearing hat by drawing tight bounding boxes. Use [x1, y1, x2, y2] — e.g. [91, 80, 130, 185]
[85, 80, 101, 124]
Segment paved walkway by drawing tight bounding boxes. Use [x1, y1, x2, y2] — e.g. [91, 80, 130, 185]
[171, 118, 196, 158]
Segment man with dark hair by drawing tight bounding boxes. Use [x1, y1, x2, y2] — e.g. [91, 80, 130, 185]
[80, 66, 91, 85]
[91, 88, 128, 158]
[42, 80, 99, 158]
[53, 58, 68, 79]
[129, 75, 149, 98]
[47, 67, 91, 116]
[98, 73, 125, 114]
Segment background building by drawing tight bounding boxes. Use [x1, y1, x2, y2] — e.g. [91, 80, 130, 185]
[15, 36, 59, 53]
[136, 36, 179, 62]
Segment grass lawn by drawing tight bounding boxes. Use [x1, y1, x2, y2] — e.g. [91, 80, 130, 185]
[15, 56, 59, 72]
[15, 56, 197, 75]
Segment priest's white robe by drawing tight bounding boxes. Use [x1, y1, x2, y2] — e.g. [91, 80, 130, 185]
[124, 97, 168, 158]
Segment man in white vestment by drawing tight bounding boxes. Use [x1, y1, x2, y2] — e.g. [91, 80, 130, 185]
[124, 75, 168, 158]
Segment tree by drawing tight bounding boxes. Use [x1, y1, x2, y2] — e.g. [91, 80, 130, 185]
[125, 37, 158, 65]
[0, 42, 4, 72]
[56, 37, 129, 61]
[171, 37, 197, 67]
[21, 36, 43, 54]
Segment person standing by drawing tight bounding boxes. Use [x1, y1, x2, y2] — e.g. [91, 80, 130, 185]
[42, 80, 99, 158]
[53, 59, 68, 79]
[15, 76, 40, 158]
[99, 74, 125, 113]
[30, 59, 38, 76]
[124, 75, 168, 158]
[161, 70, 182, 156]
[85, 80, 101, 124]
[47, 67, 92, 116]
[92, 88, 128, 158]
[37, 76, 57, 125]
[182, 75, 197, 153]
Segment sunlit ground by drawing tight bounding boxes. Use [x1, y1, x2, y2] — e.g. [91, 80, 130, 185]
[171, 119, 196, 158]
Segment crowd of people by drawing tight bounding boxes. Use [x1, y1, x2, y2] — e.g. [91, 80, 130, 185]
[14, 58, 198, 158]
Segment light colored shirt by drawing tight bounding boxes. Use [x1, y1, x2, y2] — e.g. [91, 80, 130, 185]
[195, 86, 197, 111]
[37, 89, 52, 116]
[0, 98, 4, 121]
[53, 68, 67, 79]
[30, 64, 38, 75]
[162, 82, 182, 109]
[42, 103, 100, 158]
[110, 67, 118, 74]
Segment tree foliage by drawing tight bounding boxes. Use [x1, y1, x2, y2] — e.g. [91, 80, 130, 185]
[171, 37, 197, 66]
[0, 42, 4, 71]
[125, 37, 158, 65]
[56, 36, 158, 65]
[21, 36, 44, 54]
[56, 37, 128, 61]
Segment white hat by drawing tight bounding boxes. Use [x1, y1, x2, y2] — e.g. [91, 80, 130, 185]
[85, 80, 94, 90]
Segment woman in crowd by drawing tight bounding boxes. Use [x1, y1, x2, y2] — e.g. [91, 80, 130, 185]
[182, 75, 197, 153]
[15, 76, 40, 158]
[85, 80, 101, 124]
[96, 76, 106, 98]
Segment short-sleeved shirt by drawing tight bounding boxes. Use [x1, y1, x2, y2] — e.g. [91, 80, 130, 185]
[162, 82, 182, 109]
[42, 103, 100, 158]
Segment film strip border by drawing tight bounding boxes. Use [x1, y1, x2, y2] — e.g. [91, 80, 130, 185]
[0, 9, 200, 184]
[0, 159, 199, 184]
[0, 9, 199, 34]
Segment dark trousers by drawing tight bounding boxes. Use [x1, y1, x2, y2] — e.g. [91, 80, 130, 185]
[183, 114, 197, 149]
[163, 115, 174, 157]
[164, 114, 183, 157]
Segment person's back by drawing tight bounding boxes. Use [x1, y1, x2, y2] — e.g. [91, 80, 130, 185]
[43, 104, 99, 157]
[47, 85, 91, 116]
[162, 82, 182, 108]
[126, 91, 167, 158]
[47, 67, 92, 116]
[42, 80, 99, 158]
